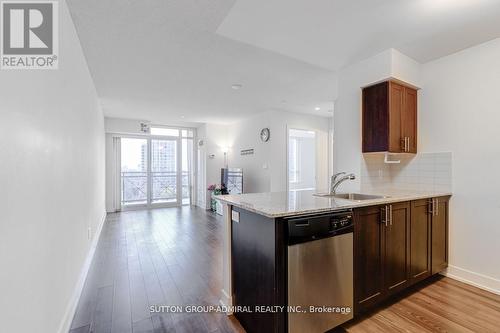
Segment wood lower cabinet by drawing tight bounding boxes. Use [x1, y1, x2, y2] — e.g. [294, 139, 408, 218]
[354, 206, 385, 311]
[431, 197, 449, 274]
[384, 202, 410, 295]
[410, 199, 432, 283]
[354, 202, 410, 313]
[355, 197, 449, 314]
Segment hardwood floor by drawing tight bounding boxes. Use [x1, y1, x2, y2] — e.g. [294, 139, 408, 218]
[70, 206, 500, 333]
[341, 275, 500, 333]
[69, 206, 244, 333]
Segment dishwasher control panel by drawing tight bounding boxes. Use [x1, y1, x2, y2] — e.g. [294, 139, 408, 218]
[330, 214, 353, 231]
[287, 210, 353, 245]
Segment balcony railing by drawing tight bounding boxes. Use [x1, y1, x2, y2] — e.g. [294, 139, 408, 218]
[121, 171, 190, 204]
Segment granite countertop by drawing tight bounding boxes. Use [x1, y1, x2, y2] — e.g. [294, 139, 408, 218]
[216, 189, 452, 218]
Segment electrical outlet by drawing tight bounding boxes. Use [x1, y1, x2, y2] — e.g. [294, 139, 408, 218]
[87, 227, 92, 240]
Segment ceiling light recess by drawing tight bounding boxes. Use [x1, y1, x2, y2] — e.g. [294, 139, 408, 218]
[231, 84, 243, 90]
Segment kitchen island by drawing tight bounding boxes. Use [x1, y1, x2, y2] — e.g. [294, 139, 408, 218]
[217, 189, 451, 333]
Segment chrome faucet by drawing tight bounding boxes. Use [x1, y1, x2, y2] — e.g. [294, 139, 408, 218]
[330, 172, 356, 195]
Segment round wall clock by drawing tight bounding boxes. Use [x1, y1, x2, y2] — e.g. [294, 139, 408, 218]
[260, 128, 270, 142]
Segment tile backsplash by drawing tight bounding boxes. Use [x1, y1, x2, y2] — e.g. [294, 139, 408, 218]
[361, 152, 452, 192]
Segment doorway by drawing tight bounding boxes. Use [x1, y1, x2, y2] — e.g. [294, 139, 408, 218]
[120, 127, 194, 209]
[287, 128, 317, 191]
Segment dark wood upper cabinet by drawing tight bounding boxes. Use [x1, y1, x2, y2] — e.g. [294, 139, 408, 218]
[362, 79, 418, 153]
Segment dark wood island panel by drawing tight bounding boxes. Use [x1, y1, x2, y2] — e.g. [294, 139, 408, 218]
[231, 207, 287, 333]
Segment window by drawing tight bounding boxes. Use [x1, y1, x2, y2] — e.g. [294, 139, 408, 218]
[181, 129, 194, 138]
[120, 126, 195, 207]
[150, 127, 179, 136]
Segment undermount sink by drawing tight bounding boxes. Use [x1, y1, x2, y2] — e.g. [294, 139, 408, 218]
[314, 193, 390, 201]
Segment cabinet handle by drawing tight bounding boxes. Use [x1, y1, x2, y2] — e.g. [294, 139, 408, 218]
[407, 137, 410, 152]
[381, 206, 388, 227]
[384, 206, 387, 227]
[401, 138, 405, 152]
[389, 204, 393, 226]
[428, 199, 434, 215]
[435, 198, 439, 216]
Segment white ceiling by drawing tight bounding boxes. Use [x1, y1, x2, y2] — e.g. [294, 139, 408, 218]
[217, 0, 500, 70]
[67, 0, 500, 124]
[66, 0, 337, 125]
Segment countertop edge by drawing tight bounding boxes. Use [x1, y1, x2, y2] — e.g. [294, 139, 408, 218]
[216, 192, 452, 219]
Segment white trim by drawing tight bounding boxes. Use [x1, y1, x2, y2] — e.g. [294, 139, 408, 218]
[57, 210, 107, 333]
[112, 137, 121, 212]
[442, 265, 500, 296]
[220, 203, 233, 315]
[220, 289, 233, 315]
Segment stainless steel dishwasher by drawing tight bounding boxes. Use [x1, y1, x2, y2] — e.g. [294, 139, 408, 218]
[287, 210, 354, 333]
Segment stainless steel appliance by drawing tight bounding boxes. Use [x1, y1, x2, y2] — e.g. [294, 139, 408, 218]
[287, 211, 354, 333]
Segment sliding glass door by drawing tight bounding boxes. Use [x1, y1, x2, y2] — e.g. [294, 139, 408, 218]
[151, 138, 178, 205]
[121, 138, 148, 206]
[120, 128, 194, 209]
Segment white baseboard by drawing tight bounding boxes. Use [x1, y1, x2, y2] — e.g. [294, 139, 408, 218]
[57, 210, 107, 333]
[442, 265, 500, 296]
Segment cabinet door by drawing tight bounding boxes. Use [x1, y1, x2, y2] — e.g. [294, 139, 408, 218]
[354, 206, 385, 312]
[362, 82, 389, 152]
[402, 87, 418, 153]
[388, 82, 404, 153]
[432, 197, 449, 274]
[384, 202, 410, 295]
[410, 199, 432, 284]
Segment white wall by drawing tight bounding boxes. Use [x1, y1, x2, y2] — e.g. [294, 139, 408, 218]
[419, 38, 500, 292]
[105, 117, 200, 134]
[203, 123, 229, 188]
[0, 1, 105, 333]
[227, 110, 331, 193]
